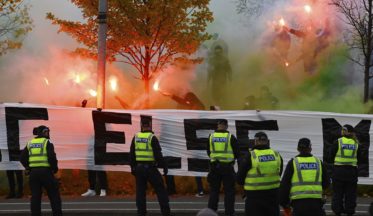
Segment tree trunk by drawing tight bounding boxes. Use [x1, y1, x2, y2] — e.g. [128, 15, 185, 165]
[143, 46, 151, 108]
[365, 0, 373, 103]
[144, 78, 150, 108]
[364, 64, 370, 103]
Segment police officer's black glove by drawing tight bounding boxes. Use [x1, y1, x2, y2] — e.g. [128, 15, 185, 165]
[242, 193, 246, 201]
[163, 167, 168, 176]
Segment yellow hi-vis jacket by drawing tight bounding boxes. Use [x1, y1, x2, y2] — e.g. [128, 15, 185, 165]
[334, 137, 358, 166]
[244, 149, 281, 190]
[27, 138, 50, 168]
[290, 156, 322, 200]
[209, 132, 234, 163]
[135, 132, 155, 162]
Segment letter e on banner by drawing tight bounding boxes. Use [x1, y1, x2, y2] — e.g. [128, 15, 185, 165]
[92, 111, 131, 165]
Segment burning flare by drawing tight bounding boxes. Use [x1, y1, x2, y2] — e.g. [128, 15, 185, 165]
[44, 77, 49, 86]
[153, 80, 160, 91]
[304, 5, 312, 14]
[279, 18, 285, 26]
[89, 89, 97, 97]
[285, 62, 289, 67]
[74, 74, 81, 84]
[109, 77, 118, 91]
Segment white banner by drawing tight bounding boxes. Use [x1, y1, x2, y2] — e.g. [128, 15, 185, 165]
[0, 103, 372, 184]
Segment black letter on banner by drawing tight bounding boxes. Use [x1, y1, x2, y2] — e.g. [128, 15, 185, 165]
[235, 120, 279, 153]
[184, 119, 222, 172]
[5, 107, 49, 161]
[322, 118, 371, 177]
[140, 115, 181, 169]
[92, 111, 132, 165]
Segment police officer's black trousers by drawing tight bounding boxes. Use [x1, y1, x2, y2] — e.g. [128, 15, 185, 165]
[29, 168, 62, 216]
[332, 179, 357, 215]
[88, 170, 108, 190]
[292, 199, 325, 216]
[195, 176, 204, 193]
[6, 170, 23, 196]
[207, 164, 235, 216]
[135, 164, 170, 216]
[244, 189, 279, 216]
[165, 175, 176, 195]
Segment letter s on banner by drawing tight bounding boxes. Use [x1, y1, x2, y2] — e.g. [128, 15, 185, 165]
[184, 119, 223, 172]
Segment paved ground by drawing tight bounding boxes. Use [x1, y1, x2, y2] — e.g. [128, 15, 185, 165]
[0, 196, 371, 215]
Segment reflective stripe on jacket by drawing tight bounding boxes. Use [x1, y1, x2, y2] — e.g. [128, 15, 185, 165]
[27, 138, 50, 168]
[244, 148, 281, 190]
[290, 156, 322, 200]
[209, 132, 234, 163]
[334, 137, 358, 166]
[135, 132, 155, 162]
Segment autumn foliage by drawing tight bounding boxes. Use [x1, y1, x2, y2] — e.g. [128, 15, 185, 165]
[0, 0, 32, 56]
[47, 0, 213, 95]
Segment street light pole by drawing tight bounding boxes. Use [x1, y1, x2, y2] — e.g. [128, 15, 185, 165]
[96, 0, 107, 109]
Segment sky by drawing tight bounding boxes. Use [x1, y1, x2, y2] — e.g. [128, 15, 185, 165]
[24, 0, 242, 53]
[24, 0, 84, 52]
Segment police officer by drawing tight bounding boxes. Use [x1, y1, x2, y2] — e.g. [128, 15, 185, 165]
[237, 131, 283, 216]
[129, 120, 172, 216]
[20, 125, 62, 216]
[331, 125, 360, 216]
[207, 119, 240, 216]
[280, 138, 330, 216]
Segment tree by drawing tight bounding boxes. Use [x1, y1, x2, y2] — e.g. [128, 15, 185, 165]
[331, 0, 373, 103]
[47, 0, 213, 101]
[0, 0, 32, 56]
[236, 0, 276, 18]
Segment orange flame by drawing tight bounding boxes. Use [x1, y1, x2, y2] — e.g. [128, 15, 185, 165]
[279, 18, 285, 26]
[109, 77, 118, 91]
[304, 5, 312, 14]
[89, 89, 97, 97]
[285, 62, 289, 67]
[153, 80, 160, 91]
[74, 74, 81, 84]
[44, 77, 49, 86]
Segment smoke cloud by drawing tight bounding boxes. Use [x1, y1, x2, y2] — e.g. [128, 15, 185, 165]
[0, 0, 370, 113]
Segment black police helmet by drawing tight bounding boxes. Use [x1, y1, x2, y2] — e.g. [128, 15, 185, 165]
[254, 132, 268, 141]
[298, 138, 311, 149]
[217, 119, 228, 126]
[35, 125, 49, 137]
[342, 124, 355, 133]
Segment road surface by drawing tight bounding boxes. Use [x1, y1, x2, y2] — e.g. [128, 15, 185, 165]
[0, 195, 371, 215]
